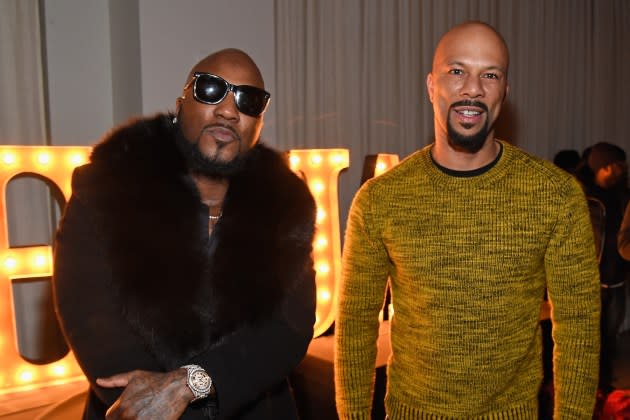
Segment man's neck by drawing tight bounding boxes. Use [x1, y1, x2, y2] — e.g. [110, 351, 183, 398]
[191, 174, 229, 207]
[431, 136, 501, 171]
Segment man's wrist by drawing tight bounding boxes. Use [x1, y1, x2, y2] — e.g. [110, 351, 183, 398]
[180, 364, 214, 403]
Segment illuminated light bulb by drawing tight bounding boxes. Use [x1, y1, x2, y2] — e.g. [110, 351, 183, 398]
[33, 254, 47, 268]
[317, 262, 330, 274]
[4, 256, 17, 271]
[310, 154, 323, 166]
[315, 235, 328, 250]
[50, 363, 67, 377]
[37, 152, 51, 165]
[330, 153, 347, 166]
[375, 162, 387, 175]
[315, 312, 320, 325]
[2, 153, 16, 165]
[318, 288, 331, 302]
[311, 180, 325, 194]
[316, 208, 326, 223]
[289, 155, 301, 169]
[68, 152, 87, 166]
[18, 370, 34, 383]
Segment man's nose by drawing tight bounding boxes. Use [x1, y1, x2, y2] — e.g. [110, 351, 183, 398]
[213, 92, 240, 121]
[460, 75, 483, 98]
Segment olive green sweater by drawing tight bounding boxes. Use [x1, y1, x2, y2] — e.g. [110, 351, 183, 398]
[335, 142, 600, 419]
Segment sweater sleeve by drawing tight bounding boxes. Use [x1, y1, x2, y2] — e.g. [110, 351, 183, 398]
[334, 185, 392, 419]
[544, 178, 600, 418]
[617, 200, 630, 260]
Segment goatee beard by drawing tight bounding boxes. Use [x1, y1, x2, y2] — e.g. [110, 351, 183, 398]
[446, 100, 490, 153]
[174, 121, 249, 177]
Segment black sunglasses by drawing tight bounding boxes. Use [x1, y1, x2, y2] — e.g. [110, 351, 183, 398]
[184, 72, 270, 117]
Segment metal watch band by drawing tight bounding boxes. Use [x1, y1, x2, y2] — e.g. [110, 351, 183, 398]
[181, 364, 212, 402]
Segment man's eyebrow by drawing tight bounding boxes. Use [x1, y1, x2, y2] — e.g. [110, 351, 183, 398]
[483, 65, 507, 73]
[444, 60, 506, 73]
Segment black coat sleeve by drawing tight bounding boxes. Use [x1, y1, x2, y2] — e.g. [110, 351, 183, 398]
[190, 261, 316, 418]
[52, 192, 161, 410]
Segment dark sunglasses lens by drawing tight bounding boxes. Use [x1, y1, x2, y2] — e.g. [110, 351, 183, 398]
[235, 86, 269, 117]
[195, 75, 227, 104]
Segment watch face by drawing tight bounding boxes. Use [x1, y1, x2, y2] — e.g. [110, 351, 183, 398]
[191, 370, 211, 393]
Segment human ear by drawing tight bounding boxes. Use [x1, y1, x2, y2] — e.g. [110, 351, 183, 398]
[426, 73, 434, 103]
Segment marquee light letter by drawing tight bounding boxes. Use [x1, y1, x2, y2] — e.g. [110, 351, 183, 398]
[0, 146, 90, 396]
[288, 149, 349, 337]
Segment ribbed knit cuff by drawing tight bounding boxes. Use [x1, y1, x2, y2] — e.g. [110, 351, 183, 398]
[337, 412, 371, 420]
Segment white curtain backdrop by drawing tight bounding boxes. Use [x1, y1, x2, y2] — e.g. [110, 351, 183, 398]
[0, 0, 65, 362]
[0, 0, 53, 246]
[274, 0, 630, 233]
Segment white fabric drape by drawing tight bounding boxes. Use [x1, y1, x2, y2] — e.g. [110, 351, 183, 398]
[0, 0, 64, 362]
[0, 0, 53, 247]
[0, 1, 47, 146]
[274, 0, 630, 231]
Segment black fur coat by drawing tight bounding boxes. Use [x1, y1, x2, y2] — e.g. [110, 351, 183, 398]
[53, 114, 317, 419]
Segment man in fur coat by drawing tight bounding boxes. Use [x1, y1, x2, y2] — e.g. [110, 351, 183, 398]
[53, 49, 316, 419]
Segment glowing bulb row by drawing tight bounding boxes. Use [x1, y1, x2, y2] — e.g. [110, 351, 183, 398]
[2, 252, 51, 274]
[289, 152, 349, 170]
[1, 150, 88, 168]
[15, 362, 69, 384]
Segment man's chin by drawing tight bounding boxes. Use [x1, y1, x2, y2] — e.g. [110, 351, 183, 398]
[447, 122, 489, 153]
[175, 128, 248, 177]
[194, 155, 246, 177]
[448, 133, 486, 152]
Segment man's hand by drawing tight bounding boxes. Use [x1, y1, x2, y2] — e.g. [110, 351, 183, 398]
[96, 369, 192, 420]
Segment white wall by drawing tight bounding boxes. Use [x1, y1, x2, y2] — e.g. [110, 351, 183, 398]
[109, 0, 143, 125]
[44, 0, 115, 146]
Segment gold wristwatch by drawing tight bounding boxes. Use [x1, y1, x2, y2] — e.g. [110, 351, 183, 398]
[181, 364, 213, 402]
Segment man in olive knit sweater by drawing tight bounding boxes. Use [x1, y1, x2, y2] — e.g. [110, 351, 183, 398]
[334, 21, 600, 419]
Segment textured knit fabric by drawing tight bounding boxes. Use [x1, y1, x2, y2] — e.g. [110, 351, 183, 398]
[335, 141, 601, 419]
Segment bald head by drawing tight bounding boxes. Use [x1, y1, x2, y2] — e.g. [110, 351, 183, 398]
[432, 21, 509, 77]
[188, 48, 265, 90]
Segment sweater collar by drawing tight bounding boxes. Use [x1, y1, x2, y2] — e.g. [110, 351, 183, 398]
[420, 140, 515, 190]
[430, 142, 504, 178]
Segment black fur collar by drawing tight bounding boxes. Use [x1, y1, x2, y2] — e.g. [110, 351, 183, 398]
[72, 114, 315, 368]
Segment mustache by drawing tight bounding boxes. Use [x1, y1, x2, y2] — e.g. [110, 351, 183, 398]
[450, 100, 488, 113]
